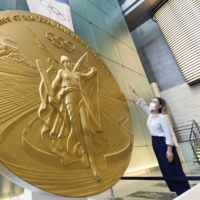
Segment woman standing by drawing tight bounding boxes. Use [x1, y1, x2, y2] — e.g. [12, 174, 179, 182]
[129, 85, 190, 196]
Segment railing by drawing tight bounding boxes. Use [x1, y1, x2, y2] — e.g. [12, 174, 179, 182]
[189, 120, 200, 164]
[174, 120, 193, 143]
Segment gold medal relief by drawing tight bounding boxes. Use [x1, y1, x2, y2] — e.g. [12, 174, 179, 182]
[0, 11, 133, 197]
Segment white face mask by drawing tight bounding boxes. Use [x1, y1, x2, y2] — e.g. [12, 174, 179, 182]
[149, 102, 156, 111]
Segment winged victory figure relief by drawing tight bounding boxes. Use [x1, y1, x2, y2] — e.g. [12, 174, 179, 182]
[26, 26, 108, 182]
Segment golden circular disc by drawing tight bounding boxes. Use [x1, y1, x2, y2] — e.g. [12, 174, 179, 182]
[0, 11, 133, 197]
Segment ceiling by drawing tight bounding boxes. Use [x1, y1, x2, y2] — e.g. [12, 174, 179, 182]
[121, 0, 165, 31]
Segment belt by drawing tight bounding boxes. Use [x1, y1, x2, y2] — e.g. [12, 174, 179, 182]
[151, 136, 165, 138]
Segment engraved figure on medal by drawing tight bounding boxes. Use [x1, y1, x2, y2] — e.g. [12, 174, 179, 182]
[36, 52, 108, 181]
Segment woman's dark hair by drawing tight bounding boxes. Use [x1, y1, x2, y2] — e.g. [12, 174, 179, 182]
[154, 97, 169, 114]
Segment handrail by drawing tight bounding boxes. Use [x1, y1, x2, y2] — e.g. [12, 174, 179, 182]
[174, 124, 192, 129]
[194, 120, 200, 134]
[173, 120, 199, 143]
[189, 120, 200, 164]
[189, 120, 195, 140]
[174, 126, 192, 131]
[121, 176, 200, 181]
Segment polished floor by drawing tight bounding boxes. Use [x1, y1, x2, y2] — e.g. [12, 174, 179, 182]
[89, 162, 200, 200]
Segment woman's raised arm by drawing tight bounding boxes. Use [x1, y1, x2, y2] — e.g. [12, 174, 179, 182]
[129, 85, 140, 102]
[129, 85, 151, 116]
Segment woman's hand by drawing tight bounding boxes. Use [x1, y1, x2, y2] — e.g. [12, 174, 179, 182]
[129, 85, 135, 93]
[128, 85, 140, 102]
[166, 149, 174, 162]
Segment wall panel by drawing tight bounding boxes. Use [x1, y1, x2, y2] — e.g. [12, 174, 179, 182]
[155, 0, 200, 85]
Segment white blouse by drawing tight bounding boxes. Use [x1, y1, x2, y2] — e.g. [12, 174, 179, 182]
[136, 98, 174, 146]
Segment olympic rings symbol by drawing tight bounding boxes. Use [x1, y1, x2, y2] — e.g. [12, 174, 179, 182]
[46, 32, 75, 52]
[40, 0, 70, 22]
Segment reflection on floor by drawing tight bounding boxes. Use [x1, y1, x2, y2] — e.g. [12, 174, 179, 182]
[89, 162, 200, 200]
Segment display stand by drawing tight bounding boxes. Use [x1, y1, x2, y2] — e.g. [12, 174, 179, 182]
[23, 190, 88, 200]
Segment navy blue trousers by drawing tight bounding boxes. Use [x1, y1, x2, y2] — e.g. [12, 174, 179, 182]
[152, 136, 190, 196]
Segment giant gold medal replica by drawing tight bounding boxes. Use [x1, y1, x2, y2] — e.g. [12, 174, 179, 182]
[0, 11, 133, 197]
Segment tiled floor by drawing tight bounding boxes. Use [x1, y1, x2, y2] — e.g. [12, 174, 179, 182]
[88, 162, 200, 200]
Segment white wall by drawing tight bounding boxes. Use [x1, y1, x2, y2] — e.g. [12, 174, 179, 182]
[160, 82, 200, 149]
[161, 83, 200, 127]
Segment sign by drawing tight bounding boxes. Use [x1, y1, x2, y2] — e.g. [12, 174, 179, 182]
[26, 0, 74, 31]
